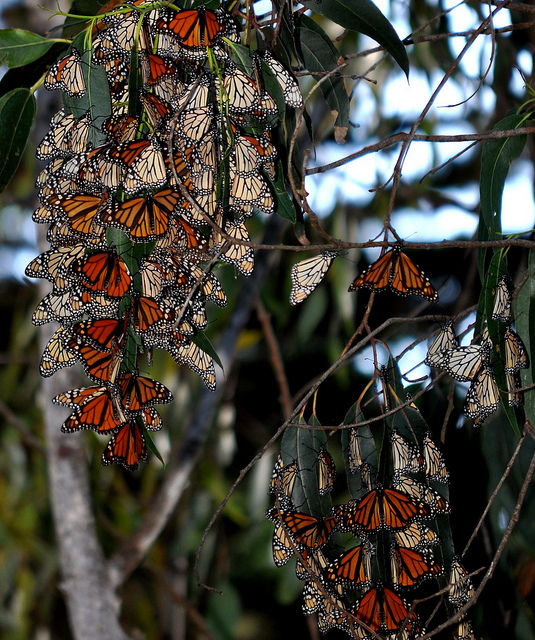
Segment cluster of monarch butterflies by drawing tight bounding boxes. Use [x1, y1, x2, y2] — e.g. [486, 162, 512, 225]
[425, 276, 528, 427]
[27, 0, 303, 469]
[266, 415, 477, 639]
[289, 245, 439, 306]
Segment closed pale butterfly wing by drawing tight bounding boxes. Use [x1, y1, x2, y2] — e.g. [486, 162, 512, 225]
[290, 251, 338, 306]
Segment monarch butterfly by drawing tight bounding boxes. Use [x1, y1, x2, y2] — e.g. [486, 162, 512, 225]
[463, 365, 499, 424]
[139, 261, 165, 298]
[324, 544, 372, 586]
[347, 427, 373, 479]
[504, 326, 528, 373]
[40, 327, 76, 377]
[116, 371, 173, 415]
[102, 188, 181, 241]
[352, 586, 420, 634]
[261, 52, 303, 109]
[392, 475, 450, 514]
[332, 487, 431, 533]
[492, 275, 511, 323]
[123, 142, 167, 193]
[318, 597, 350, 634]
[422, 432, 449, 483]
[295, 548, 330, 582]
[141, 53, 178, 86]
[75, 252, 132, 298]
[318, 446, 336, 495]
[393, 521, 440, 552]
[102, 419, 147, 470]
[71, 318, 127, 351]
[53, 192, 109, 237]
[506, 370, 523, 407]
[103, 114, 139, 144]
[45, 49, 86, 97]
[141, 92, 173, 130]
[220, 63, 260, 115]
[155, 7, 226, 50]
[177, 107, 214, 142]
[272, 523, 294, 567]
[37, 112, 91, 160]
[229, 162, 270, 205]
[25, 243, 86, 289]
[425, 321, 458, 368]
[265, 508, 337, 550]
[32, 288, 91, 326]
[132, 295, 173, 333]
[290, 251, 338, 306]
[301, 579, 323, 615]
[448, 557, 474, 606]
[390, 545, 442, 589]
[231, 135, 264, 176]
[67, 339, 122, 383]
[169, 339, 216, 390]
[269, 455, 298, 498]
[391, 431, 424, 476]
[210, 215, 255, 277]
[455, 619, 475, 640]
[443, 344, 487, 382]
[112, 13, 149, 53]
[55, 386, 127, 434]
[349, 246, 438, 303]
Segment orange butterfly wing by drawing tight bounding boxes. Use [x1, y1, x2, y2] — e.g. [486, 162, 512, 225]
[102, 420, 147, 470]
[382, 488, 431, 529]
[391, 546, 442, 588]
[349, 250, 395, 293]
[391, 251, 438, 302]
[325, 545, 370, 585]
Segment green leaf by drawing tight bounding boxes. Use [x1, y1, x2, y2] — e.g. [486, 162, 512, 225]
[300, 0, 409, 77]
[271, 162, 296, 223]
[0, 29, 64, 68]
[478, 113, 527, 276]
[517, 254, 535, 428]
[0, 88, 36, 193]
[296, 16, 350, 140]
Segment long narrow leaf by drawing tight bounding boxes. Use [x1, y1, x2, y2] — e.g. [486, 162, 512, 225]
[300, 0, 409, 76]
[0, 87, 36, 192]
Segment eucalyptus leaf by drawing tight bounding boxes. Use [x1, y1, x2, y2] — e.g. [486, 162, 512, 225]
[300, 0, 409, 77]
[0, 29, 64, 68]
[0, 87, 36, 192]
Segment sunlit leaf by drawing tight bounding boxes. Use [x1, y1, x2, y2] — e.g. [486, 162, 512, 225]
[0, 29, 64, 68]
[300, 0, 409, 76]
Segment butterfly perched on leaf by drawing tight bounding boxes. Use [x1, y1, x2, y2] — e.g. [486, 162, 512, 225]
[332, 486, 431, 533]
[290, 251, 338, 306]
[492, 275, 512, 323]
[44, 49, 86, 97]
[349, 246, 438, 302]
[352, 586, 422, 634]
[425, 321, 458, 368]
[324, 544, 372, 587]
[448, 557, 474, 605]
[265, 508, 337, 550]
[390, 545, 442, 589]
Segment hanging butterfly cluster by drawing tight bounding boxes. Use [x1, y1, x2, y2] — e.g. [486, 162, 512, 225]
[265, 411, 470, 638]
[425, 277, 527, 427]
[27, 0, 303, 469]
